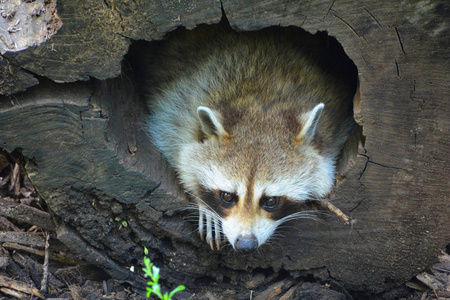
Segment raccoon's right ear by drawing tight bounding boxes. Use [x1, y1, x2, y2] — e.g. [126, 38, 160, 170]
[197, 106, 229, 138]
[296, 103, 325, 143]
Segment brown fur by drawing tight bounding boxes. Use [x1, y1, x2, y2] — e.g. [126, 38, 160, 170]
[144, 23, 358, 250]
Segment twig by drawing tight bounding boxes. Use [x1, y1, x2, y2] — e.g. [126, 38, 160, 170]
[0, 287, 26, 299]
[40, 232, 50, 294]
[438, 251, 450, 262]
[0, 216, 22, 232]
[319, 200, 350, 225]
[2, 242, 84, 265]
[279, 284, 298, 300]
[9, 163, 20, 194]
[0, 232, 45, 246]
[0, 231, 69, 252]
[0, 274, 44, 299]
[416, 272, 444, 291]
[253, 278, 294, 300]
[103, 280, 109, 296]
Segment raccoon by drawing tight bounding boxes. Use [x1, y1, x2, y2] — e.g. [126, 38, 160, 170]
[144, 24, 357, 254]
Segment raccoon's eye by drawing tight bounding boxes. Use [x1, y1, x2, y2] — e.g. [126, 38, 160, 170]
[220, 191, 237, 204]
[261, 196, 280, 210]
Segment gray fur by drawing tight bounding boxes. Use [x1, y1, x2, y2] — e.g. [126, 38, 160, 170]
[143, 25, 357, 251]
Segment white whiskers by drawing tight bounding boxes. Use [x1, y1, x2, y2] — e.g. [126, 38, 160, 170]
[182, 192, 226, 250]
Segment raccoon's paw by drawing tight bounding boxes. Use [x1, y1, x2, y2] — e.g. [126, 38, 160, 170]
[198, 210, 222, 250]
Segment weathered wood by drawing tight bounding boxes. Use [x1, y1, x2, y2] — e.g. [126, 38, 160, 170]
[0, 61, 38, 95]
[0, 287, 26, 299]
[2, 0, 221, 84]
[0, 0, 61, 54]
[0, 198, 55, 231]
[0, 232, 68, 252]
[0, 216, 21, 232]
[2, 242, 82, 265]
[56, 222, 147, 290]
[39, 233, 50, 294]
[0, 0, 448, 296]
[0, 273, 44, 299]
[0, 0, 60, 95]
[253, 279, 295, 300]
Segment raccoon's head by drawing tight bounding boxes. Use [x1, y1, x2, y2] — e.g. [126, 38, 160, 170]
[178, 103, 335, 253]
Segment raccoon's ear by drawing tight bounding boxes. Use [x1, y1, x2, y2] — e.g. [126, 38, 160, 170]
[197, 106, 229, 138]
[296, 103, 324, 143]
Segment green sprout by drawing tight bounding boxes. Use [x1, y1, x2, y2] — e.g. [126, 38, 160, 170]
[114, 217, 128, 229]
[143, 247, 185, 300]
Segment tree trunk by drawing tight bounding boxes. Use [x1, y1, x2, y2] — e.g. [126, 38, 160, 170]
[0, 0, 448, 295]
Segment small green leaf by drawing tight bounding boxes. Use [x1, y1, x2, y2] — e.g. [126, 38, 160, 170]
[143, 257, 152, 277]
[153, 285, 163, 299]
[146, 287, 153, 298]
[152, 265, 160, 282]
[168, 285, 186, 299]
[121, 220, 128, 227]
[143, 251, 185, 299]
[114, 217, 121, 222]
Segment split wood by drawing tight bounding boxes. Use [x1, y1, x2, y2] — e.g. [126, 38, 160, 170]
[2, 242, 84, 265]
[0, 198, 56, 231]
[0, 216, 21, 232]
[0, 274, 44, 299]
[40, 232, 50, 294]
[9, 163, 20, 195]
[253, 278, 294, 300]
[0, 231, 69, 253]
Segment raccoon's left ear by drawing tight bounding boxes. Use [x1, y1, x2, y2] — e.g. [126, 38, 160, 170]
[296, 103, 324, 143]
[197, 106, 229, 138]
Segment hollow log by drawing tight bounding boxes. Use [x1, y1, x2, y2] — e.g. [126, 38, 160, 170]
[0, 0, 448, 295]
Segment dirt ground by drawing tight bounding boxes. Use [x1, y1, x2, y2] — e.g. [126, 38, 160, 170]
[0, 152, 449, 300]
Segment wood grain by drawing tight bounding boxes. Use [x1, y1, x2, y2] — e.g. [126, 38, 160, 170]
[0, 0, 448, 294]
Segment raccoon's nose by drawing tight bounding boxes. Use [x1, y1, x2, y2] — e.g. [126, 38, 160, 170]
[235, 234, 258, 254]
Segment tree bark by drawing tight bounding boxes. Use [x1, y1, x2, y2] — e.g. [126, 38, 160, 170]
[0, 0, 448, 295]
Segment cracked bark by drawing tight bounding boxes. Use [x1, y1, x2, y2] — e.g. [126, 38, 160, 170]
[0, 0, 448, 297]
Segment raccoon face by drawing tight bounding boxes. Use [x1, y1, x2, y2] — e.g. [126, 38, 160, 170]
[177, 103, 335, 253]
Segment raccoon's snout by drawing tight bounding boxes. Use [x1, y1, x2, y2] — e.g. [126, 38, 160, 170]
[235, 234, 258, 254]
